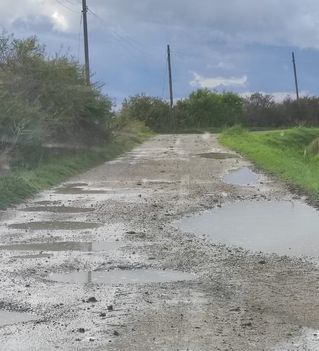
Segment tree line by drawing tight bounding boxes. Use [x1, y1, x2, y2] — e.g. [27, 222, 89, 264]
[121, 90, 319, 132]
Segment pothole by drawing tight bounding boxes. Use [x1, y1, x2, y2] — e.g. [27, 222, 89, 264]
[223, 167, 259, 186]
[8, 221, 101, 230]
[197, 152, 239, 159]
[176, 200, 319, 257]
[20, 206, 95, 213]
[0, 241, 121, 252]
[0, 310, 35, 327]
[49, 269, 195, 285]
[55, 186, 107, 195]
[12, 254, 53, 259]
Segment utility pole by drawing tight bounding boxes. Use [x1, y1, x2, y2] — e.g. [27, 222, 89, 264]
[82, 0, 90, 85]
[292, 52, 299, 100]
[167, 44, 174, 108]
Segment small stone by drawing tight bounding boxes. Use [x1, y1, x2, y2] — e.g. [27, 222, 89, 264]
[87, 297, 97, 303]
[77, 328, 85, 333]
[258, 260, 266, 265]
[113, 331, 119, 336]
[107, 305, 114, 311]
[100, 312, 106, 317]
[126, 231, 136, 235]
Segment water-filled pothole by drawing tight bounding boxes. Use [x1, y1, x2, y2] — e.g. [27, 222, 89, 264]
[49, 269, 195, 285]
[20, 206, 95, 213]
[12, 254, 53, 259]
[0, 310, 35, 327]
[223, 167, 259, 186]
[198, 152, 239, 159]
[8, 221, 101, 230]
[177, 200, 319, 257]
[55, 186, 107, 194]
[0, 241, 121, 252]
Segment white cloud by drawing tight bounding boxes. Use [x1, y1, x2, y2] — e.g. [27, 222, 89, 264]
[51, 11, 69, 32]
[190, 72, 248, 89]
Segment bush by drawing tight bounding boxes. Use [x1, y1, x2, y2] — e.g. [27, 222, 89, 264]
[174, 89, 244, 129]
[0, 33, 113, 148]
[120, 94, 172, 132]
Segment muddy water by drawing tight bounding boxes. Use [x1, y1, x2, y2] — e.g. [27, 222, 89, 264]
[0, 311, 35, 327]
[20, 206, 95, 213]
[223, 167, 259, 186]
[0, 241, 121, 252]
[198, 152, 239, 159]
[49, 269, 195, 285]
[55, 186, 107, 194]
[8, 221, 101, 230]
[177, 200, 319, 257]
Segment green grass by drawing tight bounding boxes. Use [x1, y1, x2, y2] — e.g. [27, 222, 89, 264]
[0, 128, 153, 210]
[220, 127, 319, 198]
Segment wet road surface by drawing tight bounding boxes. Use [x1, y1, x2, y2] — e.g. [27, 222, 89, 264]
[0, 134, 319, 350]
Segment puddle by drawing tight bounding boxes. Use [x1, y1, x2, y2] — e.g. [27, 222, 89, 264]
[49, 269, 195, 285]
[55, 186, 107, 194]
[0, 241, 121, 252]
[63, 182, 88, 187]
[20, 206, 95, 213]
[177, 200, 319, 257]
[0, 310, 35, 327]
[8, 221, 101, 230]
[197, 152, 239, 159]
[223, 167, 259, 186]
[33, 201, 61, 206]
[12, 254, 53, 259]
[274, 328, 319, 350]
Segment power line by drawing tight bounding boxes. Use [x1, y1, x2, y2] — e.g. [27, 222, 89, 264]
[55, 0, 79, 13]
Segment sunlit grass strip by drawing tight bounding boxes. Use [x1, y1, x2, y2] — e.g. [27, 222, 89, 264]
[220, 127, 319, 197]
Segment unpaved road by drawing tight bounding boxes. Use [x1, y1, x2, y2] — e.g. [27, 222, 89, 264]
[0, 134, 319, 351]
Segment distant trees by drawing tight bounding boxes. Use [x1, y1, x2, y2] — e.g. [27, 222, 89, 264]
[120, 90, 319, 132]
[175, 89, 244, 129]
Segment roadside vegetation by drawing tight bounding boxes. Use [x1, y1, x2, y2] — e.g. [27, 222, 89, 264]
[0, 32, 152, 209]
[221, 127, 319, 198]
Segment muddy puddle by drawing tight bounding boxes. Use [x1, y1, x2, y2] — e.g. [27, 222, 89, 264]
[223, 167, 259, 186]
[0, 241, 121, 252]
[20, 206, 95, 213]
[8, 221, 101, 230]
[49, 269, 195, 285]
[12, 254, 53, 259]
[197, 152, 239, 159]
[55, 186, 107, 195]
[0, 310, 35, 327]
[177, 200, 319, 257]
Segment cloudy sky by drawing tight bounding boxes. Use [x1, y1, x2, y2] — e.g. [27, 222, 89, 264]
[2, 0, 319, 105]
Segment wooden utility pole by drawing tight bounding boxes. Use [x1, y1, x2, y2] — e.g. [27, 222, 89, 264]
[292, 52, 299, 100]
[167, 44, 174, 108]
[82, 0, 90, 85]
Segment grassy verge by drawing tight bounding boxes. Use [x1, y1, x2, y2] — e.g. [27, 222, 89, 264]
[0, 126, 154, 210]
[220, 127, 319, 198]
